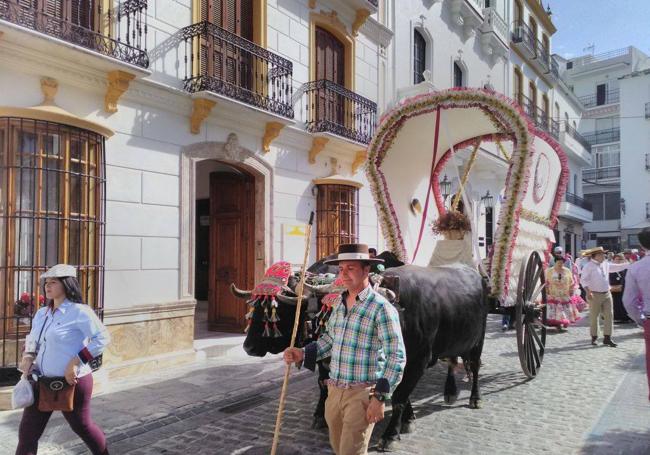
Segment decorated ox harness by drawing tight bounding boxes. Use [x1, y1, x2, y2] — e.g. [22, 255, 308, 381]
[245, 261, 292, 338]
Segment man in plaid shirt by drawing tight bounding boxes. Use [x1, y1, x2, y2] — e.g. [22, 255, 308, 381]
[284, 244, 406, 455]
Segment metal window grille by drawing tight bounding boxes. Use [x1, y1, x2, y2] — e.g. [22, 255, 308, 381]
[316, 184, 359, 259]
[0, 118, 105, 374]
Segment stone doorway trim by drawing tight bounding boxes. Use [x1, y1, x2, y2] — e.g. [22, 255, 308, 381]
[180, 134, 273, 300]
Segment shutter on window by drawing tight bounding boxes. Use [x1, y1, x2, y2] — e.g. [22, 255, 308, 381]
[70, 0, 95, 30]
[240, 0, 253, 41]
[43, 0, 63, 18]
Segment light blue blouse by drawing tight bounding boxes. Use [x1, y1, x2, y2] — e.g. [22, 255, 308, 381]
[25, 299, 110, 377]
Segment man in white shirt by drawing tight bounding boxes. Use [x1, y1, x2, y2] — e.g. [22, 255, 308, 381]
[580, 246, 629, 347]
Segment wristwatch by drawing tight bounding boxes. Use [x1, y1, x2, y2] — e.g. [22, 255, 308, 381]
[371, 391, 387, 402]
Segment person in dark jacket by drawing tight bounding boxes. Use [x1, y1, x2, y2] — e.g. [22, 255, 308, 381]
[610, 253, 631, 322]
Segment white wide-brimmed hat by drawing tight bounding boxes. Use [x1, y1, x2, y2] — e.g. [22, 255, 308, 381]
[40, 264, 77, 282]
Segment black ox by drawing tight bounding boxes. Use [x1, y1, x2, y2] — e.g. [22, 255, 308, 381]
[231, 259, 488, 451]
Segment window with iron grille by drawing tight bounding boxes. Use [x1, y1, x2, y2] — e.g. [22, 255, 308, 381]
[0, 118, 105, 371]
[316, 184, 359, 259]
[413, 29, 426, 84]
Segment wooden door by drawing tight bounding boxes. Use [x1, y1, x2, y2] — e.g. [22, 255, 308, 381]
[208, 172, 254, 332]
[315, 26, 345, 127]
[201, 0, 254, 90]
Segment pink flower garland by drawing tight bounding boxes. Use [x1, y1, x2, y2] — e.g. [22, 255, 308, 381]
[365, 88, 570, 302]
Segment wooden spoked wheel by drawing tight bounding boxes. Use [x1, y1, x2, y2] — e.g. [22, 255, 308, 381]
[515, 251, 547, 378]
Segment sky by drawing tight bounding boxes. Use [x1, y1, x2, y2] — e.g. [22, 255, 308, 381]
[548, 0, 650, 59]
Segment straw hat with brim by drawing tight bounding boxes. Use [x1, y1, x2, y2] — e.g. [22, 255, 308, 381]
[323, 243, 384, 265]
[40, 264, 77, 282]
[581, 247, 608, 257]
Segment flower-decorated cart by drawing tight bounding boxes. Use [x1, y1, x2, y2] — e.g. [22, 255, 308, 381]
[366, 88, 569, 378]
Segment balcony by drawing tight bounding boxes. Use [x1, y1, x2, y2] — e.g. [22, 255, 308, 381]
[511, 21, 536, 58]
[566, 192, 593, 211]
[450, 0, 485, 40]
[560, 192, 593, 223]
[566, 46, 632, 74]
[561, 122, 592, 165]
[0, 0, 149, 70]
[180, 21, 294, 119]
[479, 7, 508, 61]
[518, 95, 558, 139]
[583, 166, 620, 181]
[578, 89, 620, 109]
[298, 79, 377, 145]
[564, 123, 591, 153]
[583, 127, 620, 146]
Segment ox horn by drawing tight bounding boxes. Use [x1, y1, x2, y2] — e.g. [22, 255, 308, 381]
[230, 283, 253, 300]
[377, 287, 396, 302]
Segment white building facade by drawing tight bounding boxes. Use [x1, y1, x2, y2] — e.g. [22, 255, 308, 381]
[0, 0, 392, 393]
[508, 0, 592, 257]
[563, 46, 650, 251]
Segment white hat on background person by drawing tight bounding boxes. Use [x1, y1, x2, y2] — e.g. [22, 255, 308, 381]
[39, 264, 77, 282]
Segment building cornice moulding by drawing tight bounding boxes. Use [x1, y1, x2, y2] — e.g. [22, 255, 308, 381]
[583, 104, 619, 119]
[360, 17, 393, 48]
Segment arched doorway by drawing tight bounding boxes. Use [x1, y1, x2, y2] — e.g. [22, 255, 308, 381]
[181, 135, 272, 336]
[194, 160, 255, 333]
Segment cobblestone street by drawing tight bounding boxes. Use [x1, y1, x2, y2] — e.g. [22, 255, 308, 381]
[1, 314, 648, 455]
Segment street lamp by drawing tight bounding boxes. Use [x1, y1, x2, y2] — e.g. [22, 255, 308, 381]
[439, 175, 451, 200]
[481, 190, 494, 208]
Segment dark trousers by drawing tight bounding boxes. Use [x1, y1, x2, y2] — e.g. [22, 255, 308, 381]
[16, 374, 107, 455]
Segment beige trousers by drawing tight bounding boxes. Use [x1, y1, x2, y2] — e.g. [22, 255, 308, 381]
[324, 386, 374, 455]
[589, 291, 613, 337]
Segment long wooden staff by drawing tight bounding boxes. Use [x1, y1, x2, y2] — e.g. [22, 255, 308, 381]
[270, 211, 314, 455]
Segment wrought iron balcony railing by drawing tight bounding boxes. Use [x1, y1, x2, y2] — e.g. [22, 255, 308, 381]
[0, 0, 149, 68]
[511, 21, 535, 55]
[181, 21, 293, 118]
[564, 122, 592, 152]
[535, 38, 550, 71]
[565, 192, 593, 211]
[578, 89, 620, 108]
[582, 166, 620, 181]
[300, 79, 377, 144]
[519, 94, 536, 120]
[583, 127, 620, 146]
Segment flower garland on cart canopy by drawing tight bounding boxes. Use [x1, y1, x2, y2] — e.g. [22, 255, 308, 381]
[365, 88, 566, 304]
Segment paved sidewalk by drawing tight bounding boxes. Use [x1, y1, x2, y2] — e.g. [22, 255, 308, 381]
[0, 315, 648, 454]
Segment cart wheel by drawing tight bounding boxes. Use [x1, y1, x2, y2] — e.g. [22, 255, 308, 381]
[515, 251, 547, 378]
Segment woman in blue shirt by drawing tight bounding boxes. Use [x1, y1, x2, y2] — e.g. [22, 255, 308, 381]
[16, 264, 110, 455]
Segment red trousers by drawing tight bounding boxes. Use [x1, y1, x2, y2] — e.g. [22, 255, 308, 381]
[16, 374, 108, 455]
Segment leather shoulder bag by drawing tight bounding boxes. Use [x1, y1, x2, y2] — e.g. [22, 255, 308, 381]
[38, 376, 74, 412]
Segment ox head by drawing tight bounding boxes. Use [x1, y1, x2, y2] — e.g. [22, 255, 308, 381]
[231, 261, 309, 357]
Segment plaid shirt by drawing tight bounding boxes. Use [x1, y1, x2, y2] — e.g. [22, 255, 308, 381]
[304, 285, 406, 395]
